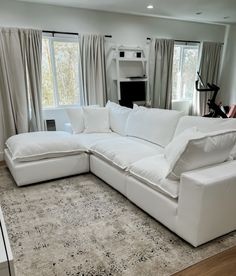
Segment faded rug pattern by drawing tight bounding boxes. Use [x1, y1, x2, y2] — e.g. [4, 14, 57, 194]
[0, 166, 235, 276]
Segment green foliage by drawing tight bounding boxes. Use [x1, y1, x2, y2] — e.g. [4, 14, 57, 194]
[42, 38, 80, 108]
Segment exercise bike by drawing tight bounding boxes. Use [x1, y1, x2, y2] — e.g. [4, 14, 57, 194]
[195, 72, 228, 118]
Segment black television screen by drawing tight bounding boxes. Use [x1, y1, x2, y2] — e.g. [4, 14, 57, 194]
[120, 81, 146, 107]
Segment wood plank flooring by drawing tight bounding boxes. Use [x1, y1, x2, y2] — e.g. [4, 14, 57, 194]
[173, 245, 236, 276]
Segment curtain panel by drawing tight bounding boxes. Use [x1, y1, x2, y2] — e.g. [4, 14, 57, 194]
[80, 34, 107, 106]
[193, 41, 222, 116]
[0, 27, 43, 142]
[149, 38, 174, 109]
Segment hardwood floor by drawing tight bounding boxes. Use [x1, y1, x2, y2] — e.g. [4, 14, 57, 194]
[173, 245, 236, 276]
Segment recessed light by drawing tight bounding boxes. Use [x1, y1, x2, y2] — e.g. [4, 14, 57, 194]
[196, 12, 202, 15]
[147, 4, 154, 9]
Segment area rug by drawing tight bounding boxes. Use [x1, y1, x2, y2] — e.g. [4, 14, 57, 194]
[0, 166, 236, 276]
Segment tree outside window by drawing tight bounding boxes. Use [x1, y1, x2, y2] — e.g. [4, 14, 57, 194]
[42, 36, 80, 108]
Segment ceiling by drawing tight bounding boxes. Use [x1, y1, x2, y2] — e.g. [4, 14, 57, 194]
[16, 0, 236, 24]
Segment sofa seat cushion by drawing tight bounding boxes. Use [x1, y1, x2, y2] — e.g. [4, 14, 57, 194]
[75, 132, 121, 150]
[127, 137, 165, 150]
[6, 131, 87, 162]
[90, 137, 163, 170]
[129, 155, 179, 199]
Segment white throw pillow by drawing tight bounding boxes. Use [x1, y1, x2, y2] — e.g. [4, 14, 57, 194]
[165, 127, 200, 167]
[106, 101, 131, 135]
[83, 107, 111, 133]
[165, 129, 236, 180]
[66, 105, 99, 134]
[66, 107, 84, 134]
[125, 105, 183, 147]
[6, 131, 86, 162]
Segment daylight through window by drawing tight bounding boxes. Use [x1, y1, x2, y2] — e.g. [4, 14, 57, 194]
[42, 36, 81, 108]
[172, 43, 199, 101]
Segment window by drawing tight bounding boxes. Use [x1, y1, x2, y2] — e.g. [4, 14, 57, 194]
[42, 36, 81, 108]
[172, 43, 199, 101]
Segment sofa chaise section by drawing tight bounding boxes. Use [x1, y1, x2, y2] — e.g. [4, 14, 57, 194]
[4, 131, 90, 186]
[4, 131, 122, 186]
[5, 149, 89, 186]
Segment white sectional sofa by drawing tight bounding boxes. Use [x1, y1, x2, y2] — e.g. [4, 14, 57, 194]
[4, 102, 236, 247]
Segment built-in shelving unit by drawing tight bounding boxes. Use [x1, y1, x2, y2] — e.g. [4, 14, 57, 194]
[113, 45, 149, 105]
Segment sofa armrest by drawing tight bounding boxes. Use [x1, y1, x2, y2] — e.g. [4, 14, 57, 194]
[176, 160, 236, 247]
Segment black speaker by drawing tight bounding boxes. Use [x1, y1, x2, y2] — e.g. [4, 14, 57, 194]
[45, 119, 56, 131]
[136, 52, 142, 58]
[119, 51, 125, 58]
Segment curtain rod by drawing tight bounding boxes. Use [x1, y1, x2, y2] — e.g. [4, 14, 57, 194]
[147, 37, 224, 45]
[175, 39, 200, 44]
[146, 37, 200, 43]
[174, 39, 224, 45]
[43, 30, 112, 38]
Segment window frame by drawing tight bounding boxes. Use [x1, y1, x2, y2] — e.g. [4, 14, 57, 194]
[172, 42, 200, 102]
[42, 35, 81, 109]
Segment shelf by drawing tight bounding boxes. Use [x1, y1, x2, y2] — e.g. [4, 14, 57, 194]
[113, 78, 148, 82]
[114, 57, 147, 62]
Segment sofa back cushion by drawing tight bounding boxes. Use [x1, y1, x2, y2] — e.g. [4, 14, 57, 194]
[175, 116, 236, 136]
[106, 101, 131, 135]
[125, 106, 183, 147]
[66, 105, 99, 134]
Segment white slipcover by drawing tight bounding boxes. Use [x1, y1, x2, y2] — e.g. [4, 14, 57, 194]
[125, 106, 183, 147]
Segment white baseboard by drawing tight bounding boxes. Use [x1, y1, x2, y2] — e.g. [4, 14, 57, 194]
[0, 151, 4, 161]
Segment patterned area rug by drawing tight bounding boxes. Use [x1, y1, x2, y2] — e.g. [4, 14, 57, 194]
[0, 165, 236, 276]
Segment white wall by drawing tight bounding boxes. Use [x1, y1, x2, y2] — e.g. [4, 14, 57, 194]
[220, 24, 236, 105]
[0, 0, 226, 44]
[0, 0, 227, 159]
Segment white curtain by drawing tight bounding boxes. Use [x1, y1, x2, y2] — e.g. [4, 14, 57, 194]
[193, 41, 222, 116]
[23, 29, 43, 131]
[80, 34, 107, 106]
[0, 27, 43, 142]
[149, 38, 174, 109]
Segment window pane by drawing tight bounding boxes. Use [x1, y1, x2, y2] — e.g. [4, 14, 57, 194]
[172, 46, 181, 100]
[182, 48, 198, 100]
[172, 44, 199, 101]
[42, 38, 54, 107]
[53, 40, 80, 106]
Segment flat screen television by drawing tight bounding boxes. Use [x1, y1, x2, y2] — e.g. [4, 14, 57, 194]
[119, 81, 146, 108]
